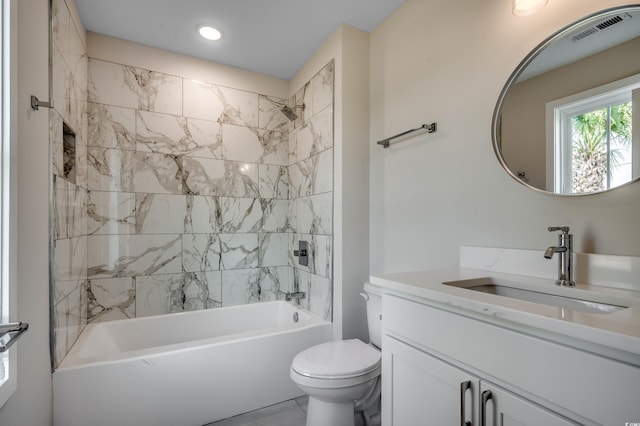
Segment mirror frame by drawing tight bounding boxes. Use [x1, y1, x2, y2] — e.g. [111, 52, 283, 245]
[492, 4, 640, 196]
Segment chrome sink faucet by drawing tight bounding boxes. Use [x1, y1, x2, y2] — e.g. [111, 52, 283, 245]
[544, 226, 575, 287]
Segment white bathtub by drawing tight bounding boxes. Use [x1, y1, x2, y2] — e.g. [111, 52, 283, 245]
[53, 301, 332, 426]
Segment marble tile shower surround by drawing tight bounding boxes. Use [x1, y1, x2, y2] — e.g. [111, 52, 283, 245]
[287, 62, 334, 321]
[51, 0, 89, 368]
[50, 0, 334, 367]
[76, 57, 335, 328]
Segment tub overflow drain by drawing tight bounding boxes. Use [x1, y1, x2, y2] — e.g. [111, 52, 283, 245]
[293, 312, 299, 323]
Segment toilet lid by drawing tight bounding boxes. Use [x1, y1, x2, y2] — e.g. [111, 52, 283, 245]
[292, 339, 381, 379]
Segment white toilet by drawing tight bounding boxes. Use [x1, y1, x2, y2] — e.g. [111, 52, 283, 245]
[290, 282, 382, 426]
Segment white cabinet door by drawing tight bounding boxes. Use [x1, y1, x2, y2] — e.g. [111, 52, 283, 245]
[382, 335, 479, 426]
[480, 382, 578, 426]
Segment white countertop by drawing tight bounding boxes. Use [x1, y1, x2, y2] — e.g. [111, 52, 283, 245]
[370, 268, 640, 360]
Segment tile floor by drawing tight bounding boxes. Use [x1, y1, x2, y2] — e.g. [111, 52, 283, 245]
[204, 396, 309, 426]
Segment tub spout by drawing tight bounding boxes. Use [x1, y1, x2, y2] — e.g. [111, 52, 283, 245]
[280, 291, 306, 302]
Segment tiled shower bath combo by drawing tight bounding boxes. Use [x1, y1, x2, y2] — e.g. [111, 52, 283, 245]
[50, 0, 334, 369]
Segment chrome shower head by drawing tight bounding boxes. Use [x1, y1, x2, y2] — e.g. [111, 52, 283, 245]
[280, 103, 305, 121]
[281, 105, 298, 121]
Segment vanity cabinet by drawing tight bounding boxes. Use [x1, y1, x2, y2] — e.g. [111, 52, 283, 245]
[382, 335, 478, 425]
[381, 294, 640, 425]
[383, 336, 575, 425]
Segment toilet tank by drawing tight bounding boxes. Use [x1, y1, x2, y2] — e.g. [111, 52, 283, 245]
[362, 282, 382, 348]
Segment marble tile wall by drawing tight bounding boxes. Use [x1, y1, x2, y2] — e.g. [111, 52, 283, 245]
[85, 57, 295, 323]
[50, 6, 335, 366]
[288, 61, 335, 321]
[51, 0, 89, 367]
[84, 58, 334, 323]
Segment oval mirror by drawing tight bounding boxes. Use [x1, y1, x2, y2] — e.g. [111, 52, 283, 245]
[493, 6, 640, 195]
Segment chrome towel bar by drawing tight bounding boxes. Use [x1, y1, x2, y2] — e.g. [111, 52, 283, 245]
[0, 322, 28, 353]
[377, 122, 437, 148]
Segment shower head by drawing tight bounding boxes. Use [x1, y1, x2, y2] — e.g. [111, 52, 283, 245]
[280, 103, 305, 121]
[281, 105, 298, 121]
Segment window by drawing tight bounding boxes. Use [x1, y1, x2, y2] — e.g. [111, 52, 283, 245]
[0, 0, 15, 408]
[547, 74, 639, 194]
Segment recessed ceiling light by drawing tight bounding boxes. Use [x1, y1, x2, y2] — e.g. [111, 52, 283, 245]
[198, 25, 222, 41]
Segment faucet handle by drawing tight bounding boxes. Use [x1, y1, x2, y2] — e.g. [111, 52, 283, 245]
[548, 226, 570, 234]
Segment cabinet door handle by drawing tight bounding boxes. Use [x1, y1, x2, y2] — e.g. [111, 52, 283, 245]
[480, 390, 492, 426]
[460, 380, 472, 426]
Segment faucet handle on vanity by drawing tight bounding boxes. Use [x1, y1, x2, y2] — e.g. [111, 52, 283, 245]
[545, 226, 574, 287]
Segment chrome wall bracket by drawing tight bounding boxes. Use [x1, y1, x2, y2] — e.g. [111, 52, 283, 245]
[0, 322, 29, 352]
[30, 95, 53, 111]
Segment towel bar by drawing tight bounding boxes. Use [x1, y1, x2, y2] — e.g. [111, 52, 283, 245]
[377, 122, 437, 148]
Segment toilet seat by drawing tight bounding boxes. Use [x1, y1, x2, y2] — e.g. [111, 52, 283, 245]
[291, 339, 381, 380]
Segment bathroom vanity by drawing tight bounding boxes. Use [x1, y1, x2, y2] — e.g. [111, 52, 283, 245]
[371, 248, 640, 425]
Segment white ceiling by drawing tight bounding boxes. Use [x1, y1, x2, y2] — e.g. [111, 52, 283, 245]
[74, 0, 407, 80]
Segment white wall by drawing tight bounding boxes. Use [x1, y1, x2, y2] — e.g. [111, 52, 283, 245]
[0, 0, 53, 424]
[369, 0, 640, 276]
[337, 26, 370, 341]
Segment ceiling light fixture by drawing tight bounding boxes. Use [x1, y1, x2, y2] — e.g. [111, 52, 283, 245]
[198, 25, 222, 41]
[513, 0, 548, 16]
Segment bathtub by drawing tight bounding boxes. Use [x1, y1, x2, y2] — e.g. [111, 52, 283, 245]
[53, 301, 332, 426]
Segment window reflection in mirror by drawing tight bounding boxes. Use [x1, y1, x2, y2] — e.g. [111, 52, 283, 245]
[547, 75, 638, 194]
[495, 7, 640, 195]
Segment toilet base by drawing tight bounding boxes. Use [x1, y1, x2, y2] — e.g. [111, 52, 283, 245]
[306, 397, 355, 426]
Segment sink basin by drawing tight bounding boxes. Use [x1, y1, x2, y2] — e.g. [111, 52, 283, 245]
[444, 278, 627, 314]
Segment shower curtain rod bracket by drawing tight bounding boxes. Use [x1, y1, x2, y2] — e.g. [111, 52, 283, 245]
[31, 95, 53, 111]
